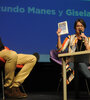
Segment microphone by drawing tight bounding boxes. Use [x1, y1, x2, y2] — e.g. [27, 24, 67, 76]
[79, 30, 83, 34]
[79, 30, 84, 42]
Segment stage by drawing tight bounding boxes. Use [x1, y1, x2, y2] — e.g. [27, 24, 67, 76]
[0, 92, 90, 100]
[0, 62, 90, 100]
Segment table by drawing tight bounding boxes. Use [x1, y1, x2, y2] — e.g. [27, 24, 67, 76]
[58, 50, 90, 100]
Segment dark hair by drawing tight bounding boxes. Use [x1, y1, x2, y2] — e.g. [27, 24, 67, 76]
[74, 19, 86, 29]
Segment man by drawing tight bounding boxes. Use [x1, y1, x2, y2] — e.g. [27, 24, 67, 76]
[0, 38, 39, 98]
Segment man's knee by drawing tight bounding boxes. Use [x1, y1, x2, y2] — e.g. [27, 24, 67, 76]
[32, 55, 37, 63]
[8, 51, 18, 61]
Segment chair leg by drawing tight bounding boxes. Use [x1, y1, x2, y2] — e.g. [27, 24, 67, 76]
[1, 70, 5, 100]
[85, 79, 90, 95]
[57, 77, 62, 93]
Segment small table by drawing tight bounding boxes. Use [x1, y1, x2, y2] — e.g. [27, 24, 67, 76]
[58, 50, 90, 100]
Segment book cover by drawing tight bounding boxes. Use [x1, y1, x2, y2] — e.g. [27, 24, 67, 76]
[58, 21, 69, 35]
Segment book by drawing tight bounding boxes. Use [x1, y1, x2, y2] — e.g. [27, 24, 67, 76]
[58, 21, 69, 35]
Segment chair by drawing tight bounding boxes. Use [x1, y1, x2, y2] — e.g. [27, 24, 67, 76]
[0, 57, 6, 100]
[50, 49, 73, 90]
[50, 49, 62, 65]
[0, 57, 26, 100]
[0, 47, 26, 100]
[50, 49, 90, 94]
[50, 49, 62, 92]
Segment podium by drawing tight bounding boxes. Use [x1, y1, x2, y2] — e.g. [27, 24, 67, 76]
[58, 50, 90, 100]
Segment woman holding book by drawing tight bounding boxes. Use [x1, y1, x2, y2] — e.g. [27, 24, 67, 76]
[56, 18, 90, 84]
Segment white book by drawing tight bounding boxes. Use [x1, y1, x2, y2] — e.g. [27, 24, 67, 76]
[58, 21, 69, 35]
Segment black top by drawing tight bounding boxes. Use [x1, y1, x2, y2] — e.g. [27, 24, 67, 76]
[76, 39, 86, 51]
[0, 38, 4, 51]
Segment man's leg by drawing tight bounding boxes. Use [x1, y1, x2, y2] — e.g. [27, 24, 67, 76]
[6, 54, 37, 98]
[11, 54, 37, 87]
[0, 50, 17, 87]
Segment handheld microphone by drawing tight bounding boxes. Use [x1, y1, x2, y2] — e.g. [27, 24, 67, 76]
[79, 30, 84, 42]
[79, 30, 83, 35]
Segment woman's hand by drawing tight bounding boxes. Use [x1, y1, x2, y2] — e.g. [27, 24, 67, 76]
[56, 28, 61, 37]
[80, 33, 90, 50]
[56, 28, 62, 49]
[80, 33, 87, 39]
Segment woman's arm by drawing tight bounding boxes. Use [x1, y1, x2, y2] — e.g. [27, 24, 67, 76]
[80, 33, 90, 50]
[56, 28, 70, 52]
[56, 28, 62, 49]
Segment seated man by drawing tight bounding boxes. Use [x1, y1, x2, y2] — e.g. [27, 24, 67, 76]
[0, 38, 39, 98]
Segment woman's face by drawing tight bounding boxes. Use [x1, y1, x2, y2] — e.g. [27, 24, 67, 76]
[75, 21, 85, 35]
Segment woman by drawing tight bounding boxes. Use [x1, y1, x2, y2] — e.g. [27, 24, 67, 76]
[56, 18, 90, 84]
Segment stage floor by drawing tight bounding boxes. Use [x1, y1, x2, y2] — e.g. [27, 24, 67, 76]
[0, 91, 90, 100]
[0, 62, 90, 100]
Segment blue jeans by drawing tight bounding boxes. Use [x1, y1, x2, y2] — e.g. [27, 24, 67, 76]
[69, 62, 90, 79]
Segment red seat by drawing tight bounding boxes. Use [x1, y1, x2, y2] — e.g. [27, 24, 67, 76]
[0, 57, 23, 68]
[16, 64, 23, 68]
[0, 57, 5, 63]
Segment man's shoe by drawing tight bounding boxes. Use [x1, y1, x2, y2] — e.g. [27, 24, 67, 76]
[5, 87, 28, 99]
[4, 87, 12, 98]
[33, 52, 40, 62]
